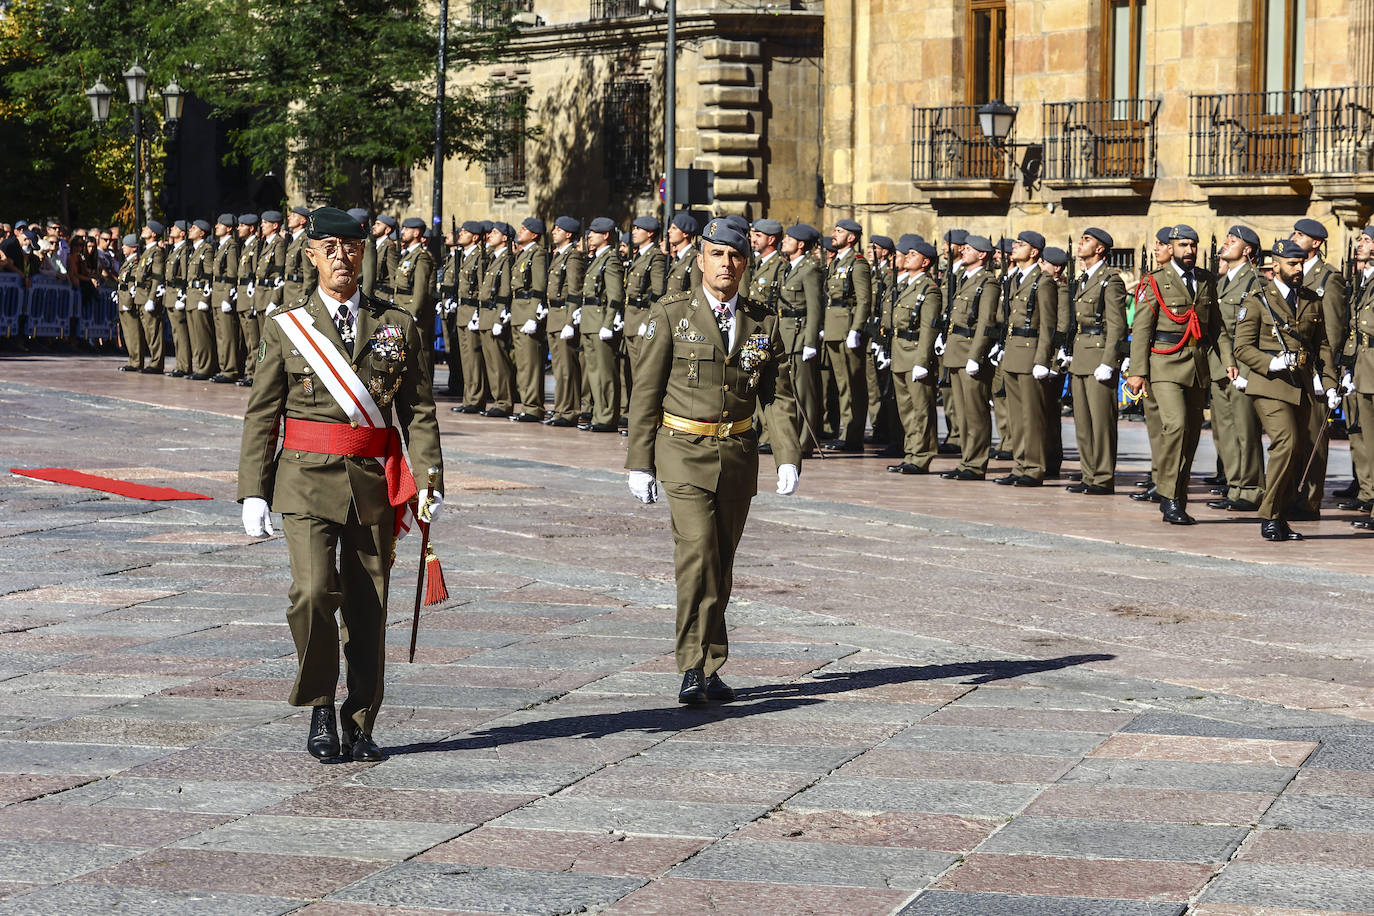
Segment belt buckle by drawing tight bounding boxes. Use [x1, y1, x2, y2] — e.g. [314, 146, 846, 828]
[716, 420, 732, 438]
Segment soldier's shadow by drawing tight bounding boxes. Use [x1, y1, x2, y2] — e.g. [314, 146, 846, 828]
[385, 652, 1114, 757]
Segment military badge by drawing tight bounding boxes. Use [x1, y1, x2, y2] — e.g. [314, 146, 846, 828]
[258, 340, 267, 361]
[373, 325, 406, 362]
[676, 318, 691, 339]
[302, 376, 313, 395]
[645, 319, 656, 341]
[737, 333, 772, 389]
[368, 373, 401, 408]
[1238, 306, 1247, 321]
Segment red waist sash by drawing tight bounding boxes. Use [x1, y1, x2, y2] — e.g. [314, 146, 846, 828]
[282, 418, 417, 509]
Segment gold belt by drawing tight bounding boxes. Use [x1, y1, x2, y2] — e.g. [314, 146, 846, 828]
[661, 412, 752, 438]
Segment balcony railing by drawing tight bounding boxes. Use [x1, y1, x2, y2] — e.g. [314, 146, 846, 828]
[1190, 86, 1374, 179]
[1043, 98, 1160, 181]
[590, 0, 641, 20]
[911, 104, 1015, 183]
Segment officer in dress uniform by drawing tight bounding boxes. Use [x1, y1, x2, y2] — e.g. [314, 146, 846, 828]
[938, 229, 969, 454]
[777, 223, 824, 453]
[163, 220, 191, 377]
[134, 220, 168, 375]
[256, 210, 288, 319]
[1344, 226, 1374, 525]
[545, 216, 586, 427]
[283, 206, 318, 308]
[665, 213, 699, 294]
[475, 221, 517, 418]
[185, 219, 218, 380]
[115, 234, 146, 371]
[509, 217, 549, 422]
[392, 217, 436, 361]
[996, 231, 1057, 486]
[1289, 217, 1347, 519]
[1130, 227, 1180, 501]
[624, 218, 800, 704]
[823, 219, 872, 451]
[748, 219, 787, 452]
[1233, 239, 1334, 541]
[211, 215, 242, 383]
[938, 235, 999, 480]
[1124, 224, 1222, 525]
[1064, 228, 1127, 495]
[370, 214, 400, 301]
[579, 216, 626, 432]
[447, 221, 490, 413]
[1205, 226, 1266, 513]
[623, 216, 669, 414]
[235, 213, 260, 386]
[237, 207, 443, 762]
[886, 235, 942, 475]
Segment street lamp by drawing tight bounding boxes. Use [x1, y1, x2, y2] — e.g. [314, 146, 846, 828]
[122, 64, 148, 105]
[160, 79, 185, 128]
[975, 98, 1041, 190]
[85, 80, 113, 125]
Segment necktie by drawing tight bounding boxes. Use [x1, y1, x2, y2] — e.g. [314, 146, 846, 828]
[1184, 271, 1196, 299]
[1286, 287, 1297, 311]
[713, 302, 731, 339]
[336, 307, 354, 345]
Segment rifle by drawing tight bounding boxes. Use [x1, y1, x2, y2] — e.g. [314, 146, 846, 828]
[408, 468, 447, 663]
[1059, 235, 1077, 357]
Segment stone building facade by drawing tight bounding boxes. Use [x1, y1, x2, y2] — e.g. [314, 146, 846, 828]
[828, 0, 1374, 271]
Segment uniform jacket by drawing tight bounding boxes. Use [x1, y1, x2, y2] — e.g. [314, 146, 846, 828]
[581, 245, 625, 333]
[510, 242, 549, 327]
[625, 290, 801, 495]
[941, 265, 998, 369]
[453, 245, 485, 326]
[624, 245, 668, 340]
[1234, 280, 1332, 406]
[823, 247, 872, 339]
[283, 230, 317, 307]
[162, 241, 188, 310]
[236, 291, 443, 526]
[478, 246, 513, 333]
[117, 256, 137, 311]
[1068, 263, 1128, 377]
[1305, 255, 1347, 360]
[748, 252, 787, 313]
[392, 242, 434, 322]
[891, 272, 941, 376]
[1209, 261, 1262, 382]
[546, 243, 585, 334]
[777, 255, 822, 356]
[132, 243, 166, 308]
[187, 239, 215, 306]
[1001, 263, 1057, 373]
[666, 245, 697, 293]
[212, 236, 239, 309]
[254, 233, 287, 312]
[372, 238, 399, 297]
[1348, 269, 1374, 392]
[1128, 263, 1221, 388]
[236, 235, 259, 314]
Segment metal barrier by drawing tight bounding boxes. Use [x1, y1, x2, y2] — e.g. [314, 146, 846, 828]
[77, 286, 119, 342]
[0, 274, 23, 337]
[26, 276, 77, 339]
[433, 312, 447, 354]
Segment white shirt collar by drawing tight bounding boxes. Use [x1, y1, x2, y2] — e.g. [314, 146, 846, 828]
[701, 286, 739, 317]
[1274, 277, 1294, 301]
[520, 241, 538, 253]
[638, 242, 654, 256]
[404, 241, 422, 254]
[463, 243, 478, 256]
[263, 232, 278, 243]
[1227, 262, 1246, 282]
[759, 250, 777, 264]
[789, 253, 806, 268]
[318, 287, 362, 323]
[1303, 254, 1320, 275]
[910, 269, 928, 282]
[489, 244, 508, 257]
[556, 242, 572, 254]
[1364, 265, 1374, 281]
[593, 243, 611, 256]
[293, 228, 306, 241]
[1083, 260, 1104, 279]
[963, 264, 983, 279]
[677, 246, 693, 261]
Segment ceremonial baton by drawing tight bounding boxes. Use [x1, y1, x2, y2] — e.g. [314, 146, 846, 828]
[408, 467, 445, 663]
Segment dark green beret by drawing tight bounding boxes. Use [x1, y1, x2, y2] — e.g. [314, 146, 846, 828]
[306, 206, 367, 240]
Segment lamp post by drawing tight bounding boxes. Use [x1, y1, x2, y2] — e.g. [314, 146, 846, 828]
[85, 66, 184, 229]
[431, 0, 448, 257]
[123, 65, 148, 230]
[975, 99, 1041, 190]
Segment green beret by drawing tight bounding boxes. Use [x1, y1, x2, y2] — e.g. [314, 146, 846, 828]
[306, 206, 368, 241]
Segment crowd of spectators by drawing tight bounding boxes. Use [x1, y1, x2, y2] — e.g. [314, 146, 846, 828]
[0, 219, 124, 313]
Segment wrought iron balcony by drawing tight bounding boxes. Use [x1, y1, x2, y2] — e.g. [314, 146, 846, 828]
[590, 0, 642, 20]
[911, 104, 1016, 185]
[1189, 86, 1374, 180]
[1042, 98, 1160, 182]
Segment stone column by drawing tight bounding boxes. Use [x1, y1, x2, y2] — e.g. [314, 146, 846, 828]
[694, 39, 763, 217]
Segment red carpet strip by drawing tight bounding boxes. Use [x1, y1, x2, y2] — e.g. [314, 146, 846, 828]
[10, 468, 212, 501]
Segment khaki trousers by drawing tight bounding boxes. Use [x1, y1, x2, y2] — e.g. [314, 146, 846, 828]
[1353, 393, 1374, 502]
[459, 326, 487, 408]
[138, 306, 166, 371]
[118, 307, 146, 368]
[550, 331, 583, 422]
[1070, 372, 1119, 487]
[480, 328, 516, 414]
[952, 367, 992, 474]
[1252, 394, 1312, 521]
[238, 309, 260, 379]
[1148, 380, 1206, 501]
[214, 305, 242, 379]
[792, 352, 823, 451]
[187, 304, 218, 377]
[893, 373, 938, 468]
[512, 329, 546, 418]
[168, 304, 191, 373]
[824, 339, 867, 446]
[1301, 400, 1331, 512]
[1211, 377, 1265, 504]
[1005, 370, 1047, 481]
[581, 330, 621, 426]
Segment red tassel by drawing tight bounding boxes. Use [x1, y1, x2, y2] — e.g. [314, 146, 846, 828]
[422, 545, 448, 606]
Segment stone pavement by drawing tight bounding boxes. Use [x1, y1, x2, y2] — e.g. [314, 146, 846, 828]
[1, 353, 1373, 915]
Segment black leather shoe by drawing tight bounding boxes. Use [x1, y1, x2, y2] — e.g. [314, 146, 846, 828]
[1067, 473, 1083, 482]
[165, 369, 186, 378]
[956, 469, 983, 480]
[887, 463, 907, 473]
[758, 443, 773, 454]
[1014, 476, 1043, 487]
[1084, 484, 1114, 495]
[822, 440, 862, 452]
[1333, 482, 1359, 498]
[1207, 498, 1234, 510]
[451, 404, 481, 414]
[1160, 498, 1196, 525]
[1209, 486, 1227, 495]
[586, 422, 617, 432]
[939, 469, 963, 479]
[307, 705, 340, 760]
[511, 413, 542, 423]
[118, 365, 140, 372]
[937, 442, 961, 455]
[1285, 505, 1322, 522]
[1338, 498, 1372, 511]
[548, 417, 574, 428]
[1066, 483, 1088, 493]
[898, 463, 927, 475]
[1203, 474, 1227, 486]
[341, 724, 383, 762]
[991, 449, 1013, 461]
[1278, 520, 1303, 540]
[1134, 477, 1154, 489]
[678, 669, 707, 705]
[140, 366, 162, 374]
[189, 372, 213, 381]
[235, 377, 253, 387]
[1353, 518, 1374, 530]
[995, 474, 1019, 485]
[1228, 499, 1260, 512]
[1130, 486, 1161, 502]
[703, 673, 735, 702]
[482, 407, 509, 418]
[211, 374, 237, 384]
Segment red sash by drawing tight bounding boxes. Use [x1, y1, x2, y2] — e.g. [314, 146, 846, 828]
[282, 418, 417, 513]
[1138, 274, 1201, 355]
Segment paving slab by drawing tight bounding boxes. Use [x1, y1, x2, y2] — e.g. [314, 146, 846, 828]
[899, 891, 1187, 915]
[788, 776, 1044, 818]
[603, 877, 912, 915]
[0, 837, 140, 883]
[669, 837, 954, 889]
[1197, 863, 1374, 912]
[492, 795, 772, 838]
[974, 816, 1248, 862]
[170, 814, 466, 861]
[0, 883, 300, 916]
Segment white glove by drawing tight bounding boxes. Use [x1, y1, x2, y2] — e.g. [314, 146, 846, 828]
[196, 300, 210, 311]
[1269, 353, 1294, 373]
[174, 299, 186, 311]
[1231, 375, 1248, 390]
[1327, 388, 1342, 411]
[802, 346, 817, 361]
[155, 284, 165, 298]
[876, 351, 891, 371]
[274, 277, 285, 289]
[1340, 371, 1354, 396]
[637, 323, 647, 337]
[241, 497, 273, 537]
[612, 313, 624, 333]
[560, 324, 575, 340]
[1314, 372, 1325, 395]
[443, 298, 456, 314]
[989, 343, 1004, 364]
[965, 358, 980, 377]
[628, 470, 659, 504]
[913, 365, 929, 381]
[818, 329, 824, 340]
[571, 307, 581, 324]
[247, 281, 255, 298]
[467, 315, 480, 331]
[846, 329, 861, 349]
[220, 301, 233, 313]
[1093, 363, 1113, 383]
[417, 489, 443, 524]
[934, 334, 946, 356]
[491, 322, 504, 336]
[599, 326, 614, 341]
[775, 463, 799, 496]
[868, 339, 880, 355]
[1120, 357, 1130, 375]
[520, 319, 538, 335]
[535, 305, 548, 320]
[1032, 364, 1050, 380]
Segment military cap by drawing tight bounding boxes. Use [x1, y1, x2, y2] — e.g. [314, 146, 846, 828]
[722, 214, 750, 235]
[1362, 225, 1374, 240]
[701, 217, 749, 256]
[490, 221, 515, 239]
[554, 216, 581, 234]
[752, 218, 783, 236]
[943, 228, 968, 245]
[172, 219, 188, 232]
[870, 234, 895, 251]
[305, 206, 367, 240]
[346, 207, 369, 223]
[461, 220, 485, 234]
[821, 237, 837, 253]
[376, 214, 398, 230]
[913, 239, 938, 260]
[1083, 227, 1113, 249]
[522, 216, 545, 235]
[401, 217, 426, 230]
[996, 237, 1014, 254]
[146, 219, 165, 236]
[895, 234, 921, 254]
[291, 205, 311, 217]
[835, 218, 863, 235]
[1167, 224, 1199, 242]
[964, 234, 993, 253]
[1155, 227, 1173, 244]
[671, 213, 699, 235]
[1017, 230, 1046, 252]
[216, 213, 236, 228]
[1042, 246, 1069, 267]
[632, 215, 661, 233]
[587, 217, 616, 234]
[239, 213, 259, 226]
[261, 210, 283, 223]
[478, 220, 493, 235]
[192, 219, 212, 233]
[1293, 217, 1328, 240]
[785, 223, 820, 245]
[1227, 224, 1261, 251]
[1276, 239, 1307, 260]
[121, 233, 138, 247]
